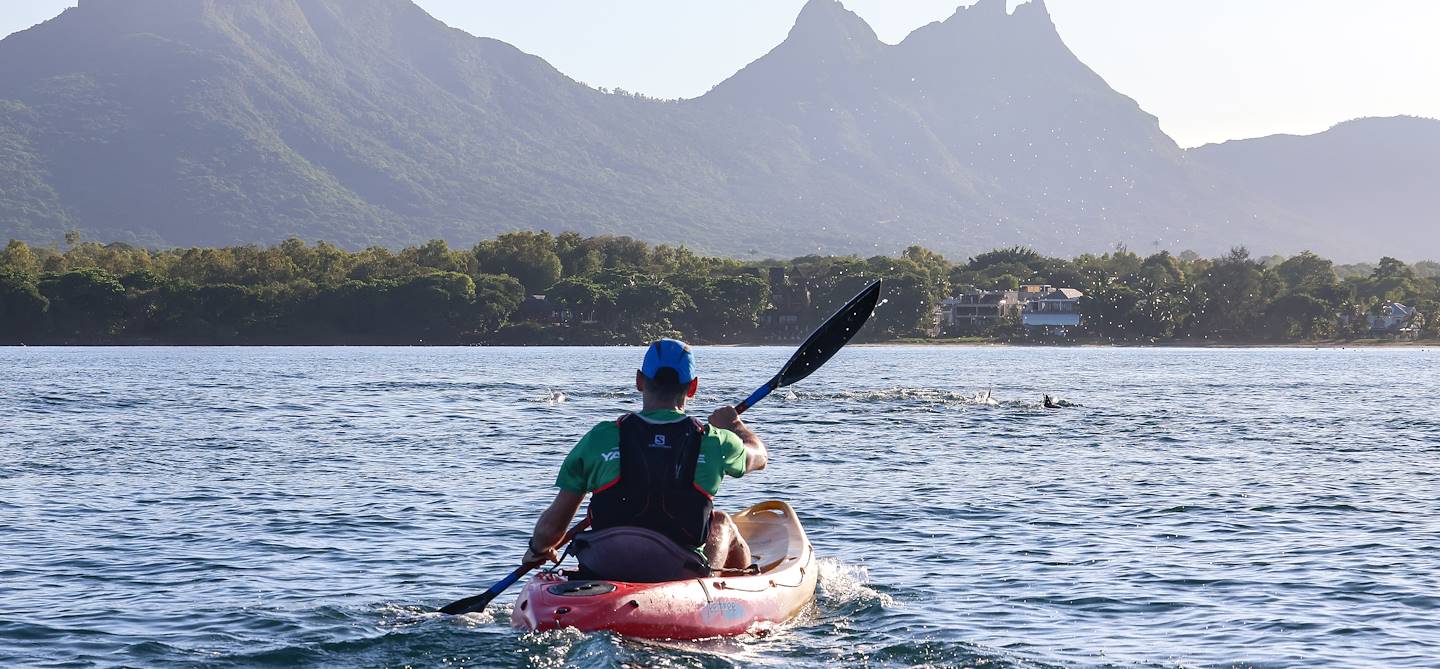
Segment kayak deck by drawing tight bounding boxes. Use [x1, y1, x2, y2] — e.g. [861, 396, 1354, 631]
[511, 501, 818, 639]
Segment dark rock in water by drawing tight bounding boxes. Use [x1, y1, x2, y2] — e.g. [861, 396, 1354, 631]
[1043, 394, 1076, 409]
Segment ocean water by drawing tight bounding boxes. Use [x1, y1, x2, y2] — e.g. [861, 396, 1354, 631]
[2, 346, 1438, 669]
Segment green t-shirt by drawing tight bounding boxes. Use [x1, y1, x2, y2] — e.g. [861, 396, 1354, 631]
[555, 409, 748, 495]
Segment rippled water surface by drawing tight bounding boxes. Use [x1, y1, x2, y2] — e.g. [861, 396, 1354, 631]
[3, 346, 1439, 668]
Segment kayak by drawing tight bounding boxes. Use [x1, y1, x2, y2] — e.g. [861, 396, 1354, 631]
[511, 501, 818, 638]
[511, 501, 818, 639]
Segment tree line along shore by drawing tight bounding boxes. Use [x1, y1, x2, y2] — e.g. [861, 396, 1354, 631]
[1, 232, 1437, 346]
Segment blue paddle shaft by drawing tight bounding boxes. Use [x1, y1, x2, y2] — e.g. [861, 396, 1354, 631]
[440, 515, 593, 614]
[736, 380, 776, 414]
[490, 567, 526, 596]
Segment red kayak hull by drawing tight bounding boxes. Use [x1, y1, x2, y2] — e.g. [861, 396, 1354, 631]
[511, 501, 818, 639]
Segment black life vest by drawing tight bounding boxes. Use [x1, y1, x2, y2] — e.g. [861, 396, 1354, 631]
[588, 413, 714, 550]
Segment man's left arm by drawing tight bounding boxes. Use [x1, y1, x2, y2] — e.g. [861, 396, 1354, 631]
[709, 406, 767, 473]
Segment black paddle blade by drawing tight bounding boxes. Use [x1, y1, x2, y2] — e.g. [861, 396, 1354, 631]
[775, 279, 882, 388]
[438, 591, 498, 615]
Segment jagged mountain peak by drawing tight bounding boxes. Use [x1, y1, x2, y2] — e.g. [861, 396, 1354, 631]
[795, 0, 856, 22]
[968, 0, 1010, 18]
[900, 0, 1061, 52]
[1011, 0, 1056, 28]
[703, 0, 880, 101]
[785, 0, 880, 53]
[968, 0, 1051, 19]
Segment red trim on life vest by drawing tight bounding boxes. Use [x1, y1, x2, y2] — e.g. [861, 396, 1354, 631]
[595, 476, 621, 494]
[692, 482, 714, 500]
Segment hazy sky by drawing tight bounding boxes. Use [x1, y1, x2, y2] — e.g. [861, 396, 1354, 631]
[5, 0, 1438, 147]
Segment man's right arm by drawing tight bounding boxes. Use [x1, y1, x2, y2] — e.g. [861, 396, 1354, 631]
[523, 489, 585, 566]
[524, 424, 606, 566]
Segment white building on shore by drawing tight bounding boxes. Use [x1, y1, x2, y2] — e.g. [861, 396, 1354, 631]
[1021, 288, 1085, 336]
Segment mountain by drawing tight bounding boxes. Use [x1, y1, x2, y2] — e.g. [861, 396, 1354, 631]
[698, 0, 1302, 255]
[1190, 116, 1440, 261]
[0, 0, 736, 249]
[0, 0, 1426, 260]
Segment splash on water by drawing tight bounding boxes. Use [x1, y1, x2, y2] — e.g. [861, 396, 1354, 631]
[376, 603, 442, 628]
[816, 558, 893, 610]
[787, 387, 1025, 409]
[516, 627, 592, 668]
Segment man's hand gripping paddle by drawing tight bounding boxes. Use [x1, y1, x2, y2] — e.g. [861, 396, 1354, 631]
[437, 519, 589, 615]
[438, 279, 882, 616]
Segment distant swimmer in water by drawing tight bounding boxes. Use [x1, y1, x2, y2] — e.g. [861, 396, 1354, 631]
[1043, 395, 1075, 409]
[548, 389, 567, 403]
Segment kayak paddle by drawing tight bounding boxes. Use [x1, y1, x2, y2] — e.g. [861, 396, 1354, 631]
[736, 279, 883, 413]
[438, 517, 590, 615]
[439, 278, 881, 616]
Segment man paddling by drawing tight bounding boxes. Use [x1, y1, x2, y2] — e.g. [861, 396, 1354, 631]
[522, 339, 768, 580]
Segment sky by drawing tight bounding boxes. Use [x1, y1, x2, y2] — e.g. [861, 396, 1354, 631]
[5, 0, 1438, 147]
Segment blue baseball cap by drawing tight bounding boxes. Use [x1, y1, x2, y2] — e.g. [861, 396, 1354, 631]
[641, 339, 696, 384]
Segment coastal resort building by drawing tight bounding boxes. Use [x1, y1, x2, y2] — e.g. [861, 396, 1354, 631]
[939, 291, 1021, 335]
[1367, 302, 1423, 338]
[1021, 287, 1085, 337]
[938, 284, 1086, 337]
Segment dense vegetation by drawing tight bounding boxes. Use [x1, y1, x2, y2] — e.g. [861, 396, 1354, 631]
[0, 232, 912, 345]
[950, 247, 1438, 341]
[2, 233, 1436, 345]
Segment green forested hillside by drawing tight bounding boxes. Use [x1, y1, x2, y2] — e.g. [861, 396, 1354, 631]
[0, 0, 1435, 261]
[0, 0, 751, 247]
